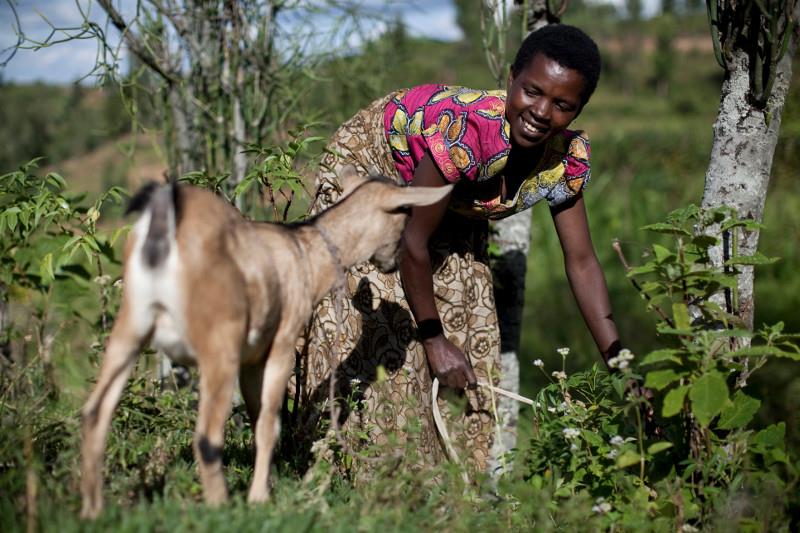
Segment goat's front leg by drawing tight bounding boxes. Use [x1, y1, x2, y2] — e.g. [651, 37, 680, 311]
[247, 329, 296, 504]
[81, 306, 146, 519]
[194, 331, 240, 506]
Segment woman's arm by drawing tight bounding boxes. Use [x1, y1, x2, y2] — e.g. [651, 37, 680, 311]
[550, 192, 621, 364]
[400, 153, 478, 389]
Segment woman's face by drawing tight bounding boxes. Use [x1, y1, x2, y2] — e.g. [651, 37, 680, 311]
[506, 53, 585, 151]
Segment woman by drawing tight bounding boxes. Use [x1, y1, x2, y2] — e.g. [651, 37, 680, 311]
[293, 24, 621, 474]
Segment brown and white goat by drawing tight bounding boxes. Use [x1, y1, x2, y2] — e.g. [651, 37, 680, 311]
[79, 167, 451, 518]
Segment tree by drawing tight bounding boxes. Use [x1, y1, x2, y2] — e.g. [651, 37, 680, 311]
[9, 1, 375, 197]
[485, 0, 564, 473]
[702, 0, 799, 341]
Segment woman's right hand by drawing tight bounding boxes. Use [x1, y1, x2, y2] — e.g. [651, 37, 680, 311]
[423, 335, 477, 390]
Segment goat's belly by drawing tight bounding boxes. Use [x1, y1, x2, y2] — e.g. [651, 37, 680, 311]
[151, 311, 196, 365]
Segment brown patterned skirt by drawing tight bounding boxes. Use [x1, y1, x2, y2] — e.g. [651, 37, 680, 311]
[291, 95, 501, 476]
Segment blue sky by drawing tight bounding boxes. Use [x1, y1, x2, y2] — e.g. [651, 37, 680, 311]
[0, 0, 656, 85]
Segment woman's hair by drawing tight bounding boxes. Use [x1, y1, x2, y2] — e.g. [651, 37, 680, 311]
[511, 24, 601, 108]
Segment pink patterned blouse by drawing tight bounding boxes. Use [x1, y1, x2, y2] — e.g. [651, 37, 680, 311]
[383, 84, 591, 220]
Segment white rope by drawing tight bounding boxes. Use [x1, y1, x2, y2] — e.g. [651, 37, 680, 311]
[431, 377, 536, 477]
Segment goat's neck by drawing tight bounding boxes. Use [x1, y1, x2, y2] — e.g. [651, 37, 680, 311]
[295, 219, 350, 304]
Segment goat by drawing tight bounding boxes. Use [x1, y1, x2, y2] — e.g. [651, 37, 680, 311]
[79, 166, 452, 518]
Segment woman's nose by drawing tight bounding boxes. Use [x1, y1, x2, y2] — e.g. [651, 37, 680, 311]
[530, 98, 551, 122]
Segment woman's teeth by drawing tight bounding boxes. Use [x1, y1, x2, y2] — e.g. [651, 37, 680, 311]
[522, 119, 544, 136]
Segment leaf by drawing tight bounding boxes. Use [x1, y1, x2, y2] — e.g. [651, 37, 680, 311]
[7, 211, 17, 232]
[662, 385, 689, 417]
[691, 234, 718, 248]
[39, 253, 54, 283]
[645, 369, 682, 390]
[616, 451, 642, 469]
[730, 345, 800, 361]
[752, 423, 785, 450]
[652, 244, 673, 263]
[688, 371, 729, 426]
[724, 253, 779, 266]
[718, 391, 760, 430]
[627, 264, 657, 276]
[647, 442, 673, 455]
[641, 222, 691, 236]
[641, 349, 683, 366]
[672, 303, 691, 330]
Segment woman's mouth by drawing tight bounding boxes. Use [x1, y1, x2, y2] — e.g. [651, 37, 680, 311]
[520, 117, 547, 137]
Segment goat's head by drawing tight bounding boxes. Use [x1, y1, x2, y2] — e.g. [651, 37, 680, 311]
[335, 165, 452, 273]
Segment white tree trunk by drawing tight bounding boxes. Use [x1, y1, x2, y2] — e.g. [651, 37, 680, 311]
[701, 21, 799, 330]
[487, 0, 551, 473]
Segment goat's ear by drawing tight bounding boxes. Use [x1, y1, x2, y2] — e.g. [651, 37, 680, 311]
[339, 164, 368, 195]
[384, 184, 454, 209]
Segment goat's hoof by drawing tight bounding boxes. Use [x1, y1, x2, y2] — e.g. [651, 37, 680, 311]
[247, 488, 270, 504]
[80, 501, 102, 520]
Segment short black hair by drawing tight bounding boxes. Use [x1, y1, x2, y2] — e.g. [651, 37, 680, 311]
[511, 24, 601, 109]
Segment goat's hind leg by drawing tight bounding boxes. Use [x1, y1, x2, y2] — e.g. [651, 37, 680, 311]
[193, 324, 241, 506]
[80, 305, 147, 519]
[248, 329, 296, 504]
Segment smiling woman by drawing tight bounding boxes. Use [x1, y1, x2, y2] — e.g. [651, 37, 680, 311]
[293, 24, 621, 476]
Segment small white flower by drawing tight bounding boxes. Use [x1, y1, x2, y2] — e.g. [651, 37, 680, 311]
[570, 443, 578, 451]
[533, 359, 544, 367]
[557, 347, 570, 357]
[680, 525, 699, 532]
[617, 359, 630, 370]
[607, 356, 620, 368]
[547, 406, 557, 413]
[551, 370, 567, 381]
[349, 378, 362, 387]
[534, 401, 542, 409]
[562, 427, 580, 439]
[618, 348, 635, 361]
[557, 401, 568, 412]
[94, 274, 111, 286]
[113, 278, 123, 288]
[591, 501, 612, 514]
[605, 449, 619, 460]
[610, 435, 624, 446]
[575, 400, 586, 409]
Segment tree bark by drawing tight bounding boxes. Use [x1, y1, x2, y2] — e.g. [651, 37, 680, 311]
[701, 9, 799, 331]
[487, 0, 552, 474]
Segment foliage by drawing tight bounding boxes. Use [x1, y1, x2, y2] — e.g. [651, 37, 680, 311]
[0, 83, 129, 172]
[0, 160, 126, 365]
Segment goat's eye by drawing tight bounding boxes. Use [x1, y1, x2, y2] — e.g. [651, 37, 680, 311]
[390, 206, 412, 215]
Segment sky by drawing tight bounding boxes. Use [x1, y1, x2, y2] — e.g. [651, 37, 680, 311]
[0, 0, 659, 85]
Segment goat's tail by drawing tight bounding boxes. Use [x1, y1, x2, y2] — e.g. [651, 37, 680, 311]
[126, 182, 178, 268]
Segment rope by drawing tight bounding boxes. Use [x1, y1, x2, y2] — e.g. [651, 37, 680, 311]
[431, 377, 536, 477]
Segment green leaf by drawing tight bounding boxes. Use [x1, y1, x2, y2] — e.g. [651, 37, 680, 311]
[672, 303, 691, 330]
[724, 253, 779, 266]
[40, 253, 54, 283]
[752, 423, 785, 450]
[662, 385, 689, 417]
[645, 369, 682, 390]
[652, 244, 673, 263]
[647, 442, 673, 455]
[616, 451, 642, 469]
[688, 371, 729, 426]
[730, 345, 800, 360]
[641, 349, 683, 366]
[641, 222, 691, 236]
[718, 391, 760, 430]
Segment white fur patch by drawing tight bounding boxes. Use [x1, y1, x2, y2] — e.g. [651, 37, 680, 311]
[127, 210, 196, 363]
